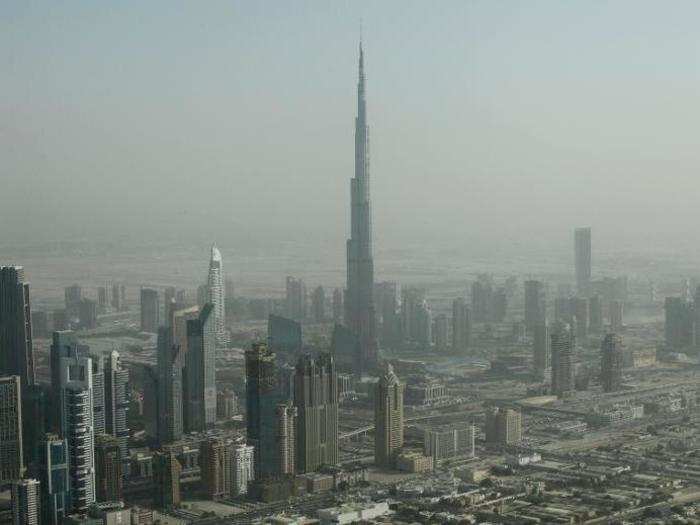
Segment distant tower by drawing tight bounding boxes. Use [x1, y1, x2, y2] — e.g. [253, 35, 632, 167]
[601, 333, 624, 393]
[11, 478, 40, 525]
[485, 407, 522, 447]
[551, 322, 575, 397]
[231, 443, 255, 496]
[285, 276, 307, 321]
[451, 298, 471, 354]
[374, 364, 404, 467]
[156, 327, 183, 445]
[0, 266, 36, 389]
[0, 375, 24, 485]
[574, 227, 592, 294]
[139, 288, 160, 333]
[94, 434, 123, 503]
[311, 286, 325, 323]
[38, 434, 70, 525]
[207, 244, 226, 346]
[524, 280, 546, 333]
[588, 294, 603, 333]
[332, 288, 343, 324]
[293, 353, 339, 473]
[276, 402, 297, 476]
[533, 322, 551, 378]
[345, 43, 379, 372]
[104, 351, 130, 475]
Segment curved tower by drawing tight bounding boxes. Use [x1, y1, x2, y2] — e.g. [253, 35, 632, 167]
[345, 43, 378, 372]
[207, 244, 226, 346]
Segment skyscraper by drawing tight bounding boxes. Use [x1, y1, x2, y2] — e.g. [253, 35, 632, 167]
[38, 434, 70, 525]
[293, 353, 338, 473]
[589, 294, 603, 333]
[156, 327, 183, 445]
[533, 322, 551, 378]
[451, 298, 471, 354]
[56, 348, 96, 516]
[268, 314, 302, 360]
[231, 443, 255, 496]
[11, 478, 40, 525]
[152, 449, 181, 509]
[524, 280, 546, 333]
[0, 375, 24, 486]
[275, 402, 297, 476]
[574, 227, 592, 294]
[285, 276, 307, 321]
[374, 364, 404, 468]
[94, 434, 122, 503]
[551, 322, 575, 397]
[183, 304, 217, 432]
[345, 43, 378, 373]
[104, 351, 129, 475]
[485, 407, 522, 447]
[0, 266, 36, 389]
[200, 437, 231, 500]
[139, 288, 160, 334]
[331, 288, 343, 324]
[207, 244, 226, 346]
[311, 286, 325, 323]
[601, 333, 624, 393]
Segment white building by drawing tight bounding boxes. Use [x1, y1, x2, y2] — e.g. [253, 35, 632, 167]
[207, 244, 226, 346]
[12, 478, 40, 525]
[231, 443, 254, 496]
[424, 424, 475, 461]
[317, 501, 390, 525]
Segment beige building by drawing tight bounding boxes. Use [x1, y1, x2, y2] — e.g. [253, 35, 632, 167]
[485, 407, 522, 447]
[374, 364, 404, 467]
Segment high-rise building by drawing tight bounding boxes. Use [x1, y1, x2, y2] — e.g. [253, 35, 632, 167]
[38, 434, 70, 525]
[551, 322, 575, 397]
[491, 287, 508, 322]
[152, 449, 181, 509]
[375, 282, 400, 349]
[524, 280, 546, 333]
[415, 301, 432, 347]
[139, 288, 160, 334]
[77, 298, 97, 330]
[433, 314, 449, 350]
[330, 324, 360, 375]
[589, 294, 603, 333]
[11, 478, 40, 525]
[231, 443, 254, 496]
[311, 286, 325, 323]
[574, 227, 592, 294]
[104, 351, 129, 474]
[285, 276, 307, 321]
[485, 407, 522, 447]
[601, 333, 624, 393]
[451, 298, 471, 354]
[200, 437, 230, 500]
[471, 275, 493, 323]
[374, 364, 404, 468]
[207, 244, 226, 346]
[156, 327, 183, 445]
[0, 266, 36, 389]
[664, 297, 694, 349]
[571, 296, 589, 341]
[401, 287, 425, 343]
[21, 384, 49, 469]
[268, 314, 302, 360]
[424, 424, 475, 461]
[31, 311, 49, 339]
[245, 343, 284, 479]
[183, 304, 216, 432]
[110, 284, 121, 312]
[97, 287, 108, 310]
[64, 285, 82, 317]
[609, 299, 624, 333]
[216, 388, 238, 420]
[91, 353, 106, 436]
[56, 349, 96, 516]
[0, 375, 24, 486]
[275, 402, 297, 476]
[344, 43, 378, 373]
[293, 353, 338, 473]
[94, 434, 122, 503]
[331, 289, 343, 324]
[533, 322, 551, 378]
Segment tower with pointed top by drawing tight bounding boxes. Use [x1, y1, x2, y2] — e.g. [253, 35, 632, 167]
[207, 244, 226, 346]
[345, 43, 378, 373]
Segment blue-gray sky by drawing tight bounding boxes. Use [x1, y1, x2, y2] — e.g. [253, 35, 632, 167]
[2, 1, 700, 256]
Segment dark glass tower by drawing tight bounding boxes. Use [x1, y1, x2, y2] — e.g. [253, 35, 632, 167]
[345, 44, 378, 373]
[0, 266, 35, 389]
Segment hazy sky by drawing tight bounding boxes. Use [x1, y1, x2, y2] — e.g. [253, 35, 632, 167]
[3, 1, 700, 256]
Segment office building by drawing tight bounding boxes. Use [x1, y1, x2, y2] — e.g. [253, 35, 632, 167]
[330, 324, 360, 375]
[344, 43, 378, 372]
[374, 364, 404, 467]
[524, 280, 546, 333]
[152, 450, 181, 509]
[64, 285, 82, 316]
[415, 301, 432, 347]
[21, 384, 49, 468]
[376, 282, 400, 349]
[276, 402, 297, 476]
[139, 288, 159, 334]
[183, 304, 216, 432]
[38, 434, 70, 525]
[485, 407, 522, 447]
[574, 227, 592, 294]
[551, 322, 575, 397]
[200, 437, 231, 500]
[0, 375, 24, 485]
[77, 298, 97, 330]
[533, 322, 551, 377]
[104, 351, 129, 474]
[311, 286, 325, 323]
[294, 353, 338, 473]
[471, 275, 493, 323]
[424, 424, 475, 461]
[571, 296, 589, 340]
[332, 289, 343, 324]
[664, 297, 694, 349]
[231, 443, 255, 496]
[268, 314, 302, 360]
[207, 244, 226, 346]
[156, 327, 183, 444]
[11, 478, 40, 525]
[56, 349, 96, 516]
[610, 299, 624, 333]
[94, 434, 122, 503]
[601, 334, 624, 393]
[91, 353, 106, 435]
[31, 311, 48, 339]
[451, 298, 471, 353]
[285, 276, 307, 321]
[216, 388, 238, 420]
[0, 267, 36, 389]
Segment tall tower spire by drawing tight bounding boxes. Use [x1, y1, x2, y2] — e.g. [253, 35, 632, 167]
[345, 43, 378, 374]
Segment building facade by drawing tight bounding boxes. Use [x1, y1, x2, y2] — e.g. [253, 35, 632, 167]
[183, 304, 217, 432]
[207, 244, 226, 346]
[374, 364, 404, 467]
[0, 375, 24, 486]
[0, 266, 36, 389]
